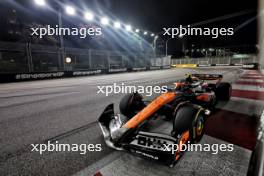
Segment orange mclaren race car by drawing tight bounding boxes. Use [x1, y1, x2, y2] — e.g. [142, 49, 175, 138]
[98, 74, 232, 167]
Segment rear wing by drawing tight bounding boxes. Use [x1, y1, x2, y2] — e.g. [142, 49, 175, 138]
[191, 74, 223, 80]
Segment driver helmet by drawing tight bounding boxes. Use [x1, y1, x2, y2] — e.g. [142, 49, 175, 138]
[185, 74, 199, 83]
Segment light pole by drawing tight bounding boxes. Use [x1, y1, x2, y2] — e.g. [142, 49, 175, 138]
[33, 0, 162, 68]
[152, 35, 159, 57]
[191, 44, 195, 58]
[57, 9, 65, 70]
[33, 0, 76, 70]
[165, 38, 173, 57]
[165, 35, 184, 57]
[151, 30, 165, 57]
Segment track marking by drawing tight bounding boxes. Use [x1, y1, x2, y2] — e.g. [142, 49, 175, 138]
[235, 81, 264, 86]
[205, 109, 257, 150]
[232, 89, 264, 101]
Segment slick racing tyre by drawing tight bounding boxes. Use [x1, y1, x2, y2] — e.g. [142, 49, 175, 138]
[191, 111, 205, 143]
[119, 92, 145, 118]
[216, 82, 232, 101]
[172, 104, 205, 143]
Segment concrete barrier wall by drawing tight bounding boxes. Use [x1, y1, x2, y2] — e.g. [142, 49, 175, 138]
[246, 3, 264, 175]
[259, 1, 264, 74]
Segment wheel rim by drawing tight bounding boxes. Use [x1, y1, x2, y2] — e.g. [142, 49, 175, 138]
[228, 87, 232, 98]
[196, 116, 204, 136]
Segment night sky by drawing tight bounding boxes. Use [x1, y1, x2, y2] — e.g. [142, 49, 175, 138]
[0, 0, 258, 54]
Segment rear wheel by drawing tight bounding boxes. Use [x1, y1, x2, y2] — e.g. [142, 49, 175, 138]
[216, 82, 232, 101]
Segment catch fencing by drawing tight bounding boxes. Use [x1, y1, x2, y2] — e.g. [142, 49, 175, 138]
[0, 41, 170, 73]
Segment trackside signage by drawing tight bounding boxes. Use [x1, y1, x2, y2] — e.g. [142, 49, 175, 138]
[15, 72, 65, 80]
[0, 70, 103, 83]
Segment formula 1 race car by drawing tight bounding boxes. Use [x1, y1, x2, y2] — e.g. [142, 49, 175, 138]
[98, 74, 231, 167]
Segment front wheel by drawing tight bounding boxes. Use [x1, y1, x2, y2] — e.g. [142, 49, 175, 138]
[191, 112, 205, 143]
[172, 104, 206, 163]
[119, 92, 145, 118]
[172, 104, 206, 143]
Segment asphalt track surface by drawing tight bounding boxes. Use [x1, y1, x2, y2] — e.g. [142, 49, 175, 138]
[0, 67, 261, 176]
